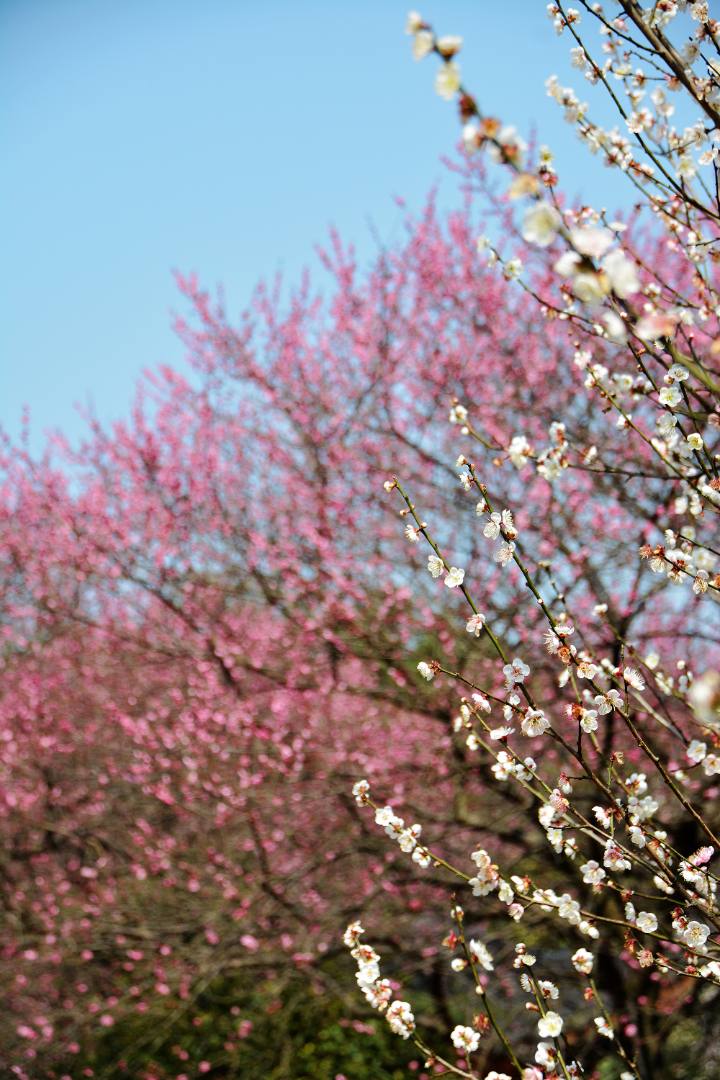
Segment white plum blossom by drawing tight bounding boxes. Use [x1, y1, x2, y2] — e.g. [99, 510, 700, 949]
[428, 554, 444, 578]
[659, 384, 682, 407]
[469, 848, 500, 895]
[352, 779, 370, 804]
[508, 434, 533, 468]
[522, 202, 563, 247]
[405, 10, 424, 34]
[594, 1016, 614, 1039]
[412, 29, 433, 60]
[683, 921, 711, 949]
[522, 708, 550, 737]
[417, 661, 434, 681]
[581, 860, 607, 885]
[571, 948, 594, 974]
[537, 1011, 563, 1038]
[580, 709, 599, 733]
[602, 249, 640, 297]
[466, 612, 486, 636]
[495, 541, 516, 565]
[468, 937, 494, 972]
[504, 658, 531, 685]
[623, 668, 645, 691]
[573, 270, 611, 304]
[687, 740, 707, 764]
[570, 226, 614, 258]
[594, 689, 624, 714]
[444, 566, 465, 588]
[451, 1025, 480, 1053]
[483, 508, 517, 540]
[636, 911, 658, 933]
[436, 34, 463, 58]
[435, 60, 461, 100]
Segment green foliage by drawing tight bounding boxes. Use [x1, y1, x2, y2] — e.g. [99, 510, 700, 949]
[55, 964, 417, 1080]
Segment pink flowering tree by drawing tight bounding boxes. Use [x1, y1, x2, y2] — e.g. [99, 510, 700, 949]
[344, 6, 720, 1080]
[0, 161, 637, 1073]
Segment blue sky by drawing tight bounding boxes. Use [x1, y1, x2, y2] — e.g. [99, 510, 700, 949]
[1, 1, 632, 448]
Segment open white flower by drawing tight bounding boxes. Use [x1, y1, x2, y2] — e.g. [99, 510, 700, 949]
[435, 60, 461, 99]
[684, 921, 710, 949]
[451, 1025, 480, 1052]
[428, 554, 444, 578]
[466, 612, 486, 636]
[624, 668, 645, 691]
[412, 29, 433, 60]
[602, 249, 640, 297]
[537, 1011, 563, 1038]
[571, 948, 594, 974]
[594, 1016, 614, 1039]
[521, 708, 550, 737]
[468, 937, 494, 971]
[444, 566, 465, 588]
[522, 202, 562, 247]
[504, 657, 530, 684]
[570, 226, 614, 258]
[659, 384, 682, 407]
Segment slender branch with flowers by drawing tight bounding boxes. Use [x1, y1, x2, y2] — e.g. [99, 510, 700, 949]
[343, 6, 720, 1078]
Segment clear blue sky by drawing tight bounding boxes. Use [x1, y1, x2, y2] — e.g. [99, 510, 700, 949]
[1, 0, 632, 447]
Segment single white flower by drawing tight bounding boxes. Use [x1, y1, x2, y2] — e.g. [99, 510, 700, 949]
[571, 948, 594, 974]
[580, 709, 599, 733]
[435, 60, 461, 100]
[521, 708, 550, 737]
[444, 566, 465, 589]
[594, 1016, 614, 1039]
[537, 1011, 563, 1038]
[636, 911, 658, 933]
[659, 385, 682, 407]
[570, 226, 614, 258]
[508, 434, 532, 468]
[428, 554, 444, 578]
[683, 921, 710, 949]
[504, 658, 530, 684]
[451, 1025, 480, 1053]
[468, 937, 494, 971]
[522, 202, 562, 247]
[602, 249, 640, 297]
[495, 541, 516, 565]
[466, 612, 486, 636]
[412, 29, 433, 60]
[687, 740, 707, 764]
[624, 668, 645, 691]
[352, 779, 370, 804]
